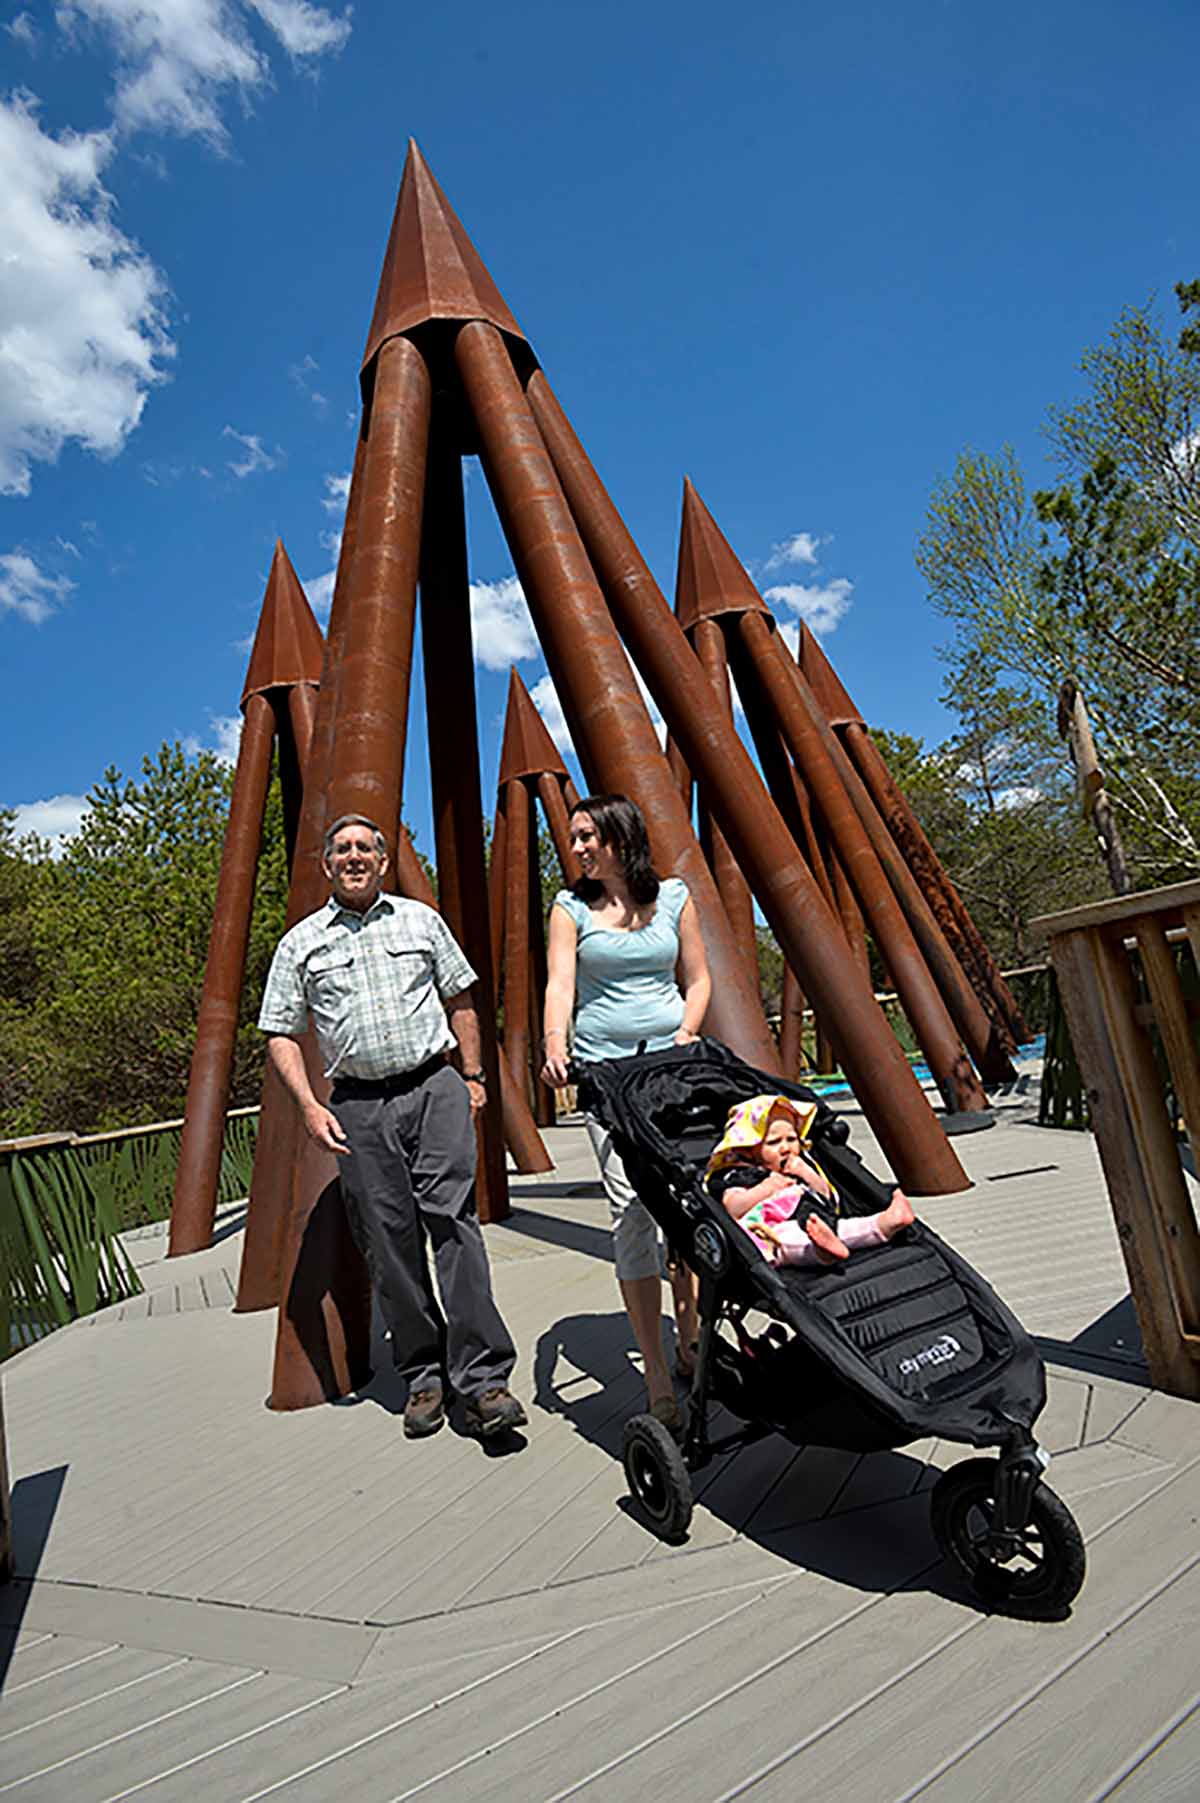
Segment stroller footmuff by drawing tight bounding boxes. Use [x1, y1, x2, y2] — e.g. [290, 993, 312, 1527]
[579, 1038, 1086, 1620]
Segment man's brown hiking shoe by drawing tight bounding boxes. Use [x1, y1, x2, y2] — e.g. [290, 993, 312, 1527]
[464, 1386, 527, 1436]
[403, 1387, 446, 1438]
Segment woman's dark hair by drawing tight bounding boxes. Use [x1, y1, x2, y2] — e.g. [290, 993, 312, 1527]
[570, 794, 661, 906]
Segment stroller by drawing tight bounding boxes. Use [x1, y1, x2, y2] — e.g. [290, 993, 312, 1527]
[578, 1037, 1086, 1620]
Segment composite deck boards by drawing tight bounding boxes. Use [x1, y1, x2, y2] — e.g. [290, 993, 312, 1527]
[4, 1086, 1199, 1797]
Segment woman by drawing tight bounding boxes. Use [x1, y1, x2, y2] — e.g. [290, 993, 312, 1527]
[542, 794, 710, 1430]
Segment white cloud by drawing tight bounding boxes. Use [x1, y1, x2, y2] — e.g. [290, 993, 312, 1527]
[0, 550, 75, 623]
[996, 784, 1043, 811]
[9, 792, 90, 852]
[468, 574, 538, 670]
[289, 350, 327, 410]
[321, 467, 350, 511]
[222, 425, 279, 476]
[528, 674, 574, 757]
[303, 564, 335, 621]
[55, 0, 351, 145]
[184, 710, 242, 765]
[5, 12, 39, 48]
[764, 577, 853, 637]
[0, 92, 172, 498]
[528, 649, 666, 756]
[774, 618, 801, 660]
[764, 530, 821, 572]
[246, 0, 351, 57]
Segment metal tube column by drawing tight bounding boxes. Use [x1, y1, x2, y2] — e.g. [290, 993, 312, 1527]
[236, 438, 368, 1315]
[842, 721, 1031, 1046]
[170, 689, 276, 1255]
[457, 323, 778, 1071]
[734, 609, 988, 1118]
[524, 371, 966, 1191]
[268, 334, 432, 1410]
[420, 419, 509, 1223]
[393, 819, 552, 1175]
[502, 776, 533, 1098]
[692, 618, 760, 994]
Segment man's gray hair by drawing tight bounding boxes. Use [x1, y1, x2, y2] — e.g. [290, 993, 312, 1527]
[323, 814, 387, 859]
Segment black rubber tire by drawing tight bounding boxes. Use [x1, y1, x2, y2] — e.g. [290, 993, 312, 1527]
[622, 1413, 693, 1541]
[931, 1457, 1086, 1620]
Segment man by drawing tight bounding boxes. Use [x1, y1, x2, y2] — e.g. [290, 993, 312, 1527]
[258, 814, 525, 1440]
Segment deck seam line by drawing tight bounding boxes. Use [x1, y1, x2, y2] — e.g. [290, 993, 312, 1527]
[545, 1571, 956, 1802]
[0, 1656, 190, 1743]
[383, 1579, 797, 1802]
[1079, 1687, 1200, 1803]
[884, 1547, 1200, 1803]
[0, 1669, 264, 1794]
[236, 1625, 588, 1803]
[95, 1681, 351, 1803]
[2, 1643, 119, 1694]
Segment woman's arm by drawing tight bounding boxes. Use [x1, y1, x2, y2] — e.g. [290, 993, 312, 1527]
[674, 895, 712, 1042]
[541, 903, 578, 1087]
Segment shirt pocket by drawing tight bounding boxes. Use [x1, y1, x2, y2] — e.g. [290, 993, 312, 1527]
[305, 951, 355, 1002]
[382, 946, 430, 995]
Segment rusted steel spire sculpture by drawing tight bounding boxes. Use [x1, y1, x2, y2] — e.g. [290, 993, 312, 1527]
[256, 139, 984, 1411]
[169, 541, 323, 1258]
[670, 478, 989, 1118]
[524, 390, 969, 1189]
[798, 621, 1031, 1052]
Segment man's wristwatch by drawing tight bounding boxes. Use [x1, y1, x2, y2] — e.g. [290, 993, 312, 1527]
[461, 1069, 486, 1084]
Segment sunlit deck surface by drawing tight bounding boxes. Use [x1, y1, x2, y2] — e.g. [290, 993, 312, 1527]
[5, 1064, 1200, 1801]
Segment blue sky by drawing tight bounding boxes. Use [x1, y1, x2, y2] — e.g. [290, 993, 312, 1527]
[2, 0, 1197, 857]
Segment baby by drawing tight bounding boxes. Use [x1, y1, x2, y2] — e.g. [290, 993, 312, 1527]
[705, 1093, 914, 1267]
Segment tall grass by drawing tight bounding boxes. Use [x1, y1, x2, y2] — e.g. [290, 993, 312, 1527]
[1, 1109, 258, 1359]
[0, 1141, 141, 1356]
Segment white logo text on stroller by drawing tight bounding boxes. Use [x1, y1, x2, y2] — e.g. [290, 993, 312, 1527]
[898, 1333, 962, 1377]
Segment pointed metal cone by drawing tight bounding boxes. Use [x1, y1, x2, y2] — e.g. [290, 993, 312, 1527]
[497, 667, 570, 785]
[674, 477, 771, 632]
[240, 540, 326, 709]
[795, 622, 864, 726]
[362, 139, 527, 375]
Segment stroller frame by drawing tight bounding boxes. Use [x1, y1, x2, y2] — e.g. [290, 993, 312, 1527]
[579, 1038, 1086, 1619]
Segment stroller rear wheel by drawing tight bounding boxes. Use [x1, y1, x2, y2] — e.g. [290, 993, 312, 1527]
[623, 1414, 693, 1541]
[931, 1457, 1086, 1619]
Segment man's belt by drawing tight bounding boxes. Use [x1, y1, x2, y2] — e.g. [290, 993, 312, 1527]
[330, 1055, 448, 1100]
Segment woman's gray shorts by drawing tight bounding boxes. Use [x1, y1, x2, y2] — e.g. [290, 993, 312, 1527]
[585, 1113, 663, 1282]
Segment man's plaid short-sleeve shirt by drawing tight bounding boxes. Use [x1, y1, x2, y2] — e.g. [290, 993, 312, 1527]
[257, 893, 477, 1081]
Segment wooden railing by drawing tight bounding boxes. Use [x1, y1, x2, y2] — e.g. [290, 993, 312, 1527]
[1033, 880, 1200, 1399]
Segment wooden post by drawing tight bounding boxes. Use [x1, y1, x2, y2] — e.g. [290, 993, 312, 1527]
[1035, 880, 1200, 1400]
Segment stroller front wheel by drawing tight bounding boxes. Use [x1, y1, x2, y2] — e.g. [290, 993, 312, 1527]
[931, 1457, 1086, 1620]
[623, 1414, 693, 1542]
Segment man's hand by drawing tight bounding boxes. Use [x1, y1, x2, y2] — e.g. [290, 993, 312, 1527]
[465, 1078, 486, 1117]
[302, 1102, 350, 1155]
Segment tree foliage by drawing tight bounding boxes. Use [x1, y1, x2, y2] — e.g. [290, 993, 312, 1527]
[0, 744, 290, 1138]
[916, 283, 1200, 889]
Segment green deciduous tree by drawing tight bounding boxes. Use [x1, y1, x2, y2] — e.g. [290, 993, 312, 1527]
[0, 744, 291, 1138]
[916, 283, 1200, 890]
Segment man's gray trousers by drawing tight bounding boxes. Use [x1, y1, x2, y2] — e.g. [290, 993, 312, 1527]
[331, 1062, 516, 1401]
